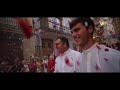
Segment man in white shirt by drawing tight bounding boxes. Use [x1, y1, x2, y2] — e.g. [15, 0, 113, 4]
[69, 17, 120, 72]
[54, 36, 81, 72]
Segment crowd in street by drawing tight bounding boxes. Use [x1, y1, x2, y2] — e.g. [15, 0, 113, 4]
[0, 54, 55, 73]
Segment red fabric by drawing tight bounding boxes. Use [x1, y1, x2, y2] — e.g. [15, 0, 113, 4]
[28, 63, 37, 71]
[48, 59, 55, 73]
[16, 18, 33, 39]
[65, 57, 73, 67]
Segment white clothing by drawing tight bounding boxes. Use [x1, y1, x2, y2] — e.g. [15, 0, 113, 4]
[54, 48, 81, 72]
[79, 43, 120, 72]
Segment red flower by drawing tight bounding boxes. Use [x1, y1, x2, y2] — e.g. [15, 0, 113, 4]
[65, 57, 73, 67]
[104, 58, 108, 62]
[95, 64, 101, 71]
[96, 45, 101, 49]
[105, 48, 109, 51]
[76, 60, 80, 66]
[16, 18, 33, 39]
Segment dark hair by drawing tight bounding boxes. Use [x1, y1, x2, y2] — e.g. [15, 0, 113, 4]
[69, 17, 95, 34]
[56, 36, 69, 47]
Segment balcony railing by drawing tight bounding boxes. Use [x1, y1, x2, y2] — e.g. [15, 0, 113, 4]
[0, 17, 23, 33]
[39, 18, 71, 36]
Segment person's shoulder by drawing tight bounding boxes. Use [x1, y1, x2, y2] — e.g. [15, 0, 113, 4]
[99, 44, 120, 57]
[69, 49, 81, 55]
[70, 49, 80, 53]
[100, 45, 119, 52]
[108, 47, 120, 56]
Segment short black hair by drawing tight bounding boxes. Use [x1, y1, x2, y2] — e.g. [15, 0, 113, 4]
[56, 36, 69, 47]
[69, 17, 95, 34]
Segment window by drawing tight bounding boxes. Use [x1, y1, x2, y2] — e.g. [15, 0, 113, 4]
[62, 18, 71, 33]
[41, 39, 45, 48]
[48, 17, 60, 30]
[48, 42, 52, 48]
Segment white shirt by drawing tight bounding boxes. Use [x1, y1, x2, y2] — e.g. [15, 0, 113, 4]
[80, 43, 120, 72]
[54, 48, 81, 73]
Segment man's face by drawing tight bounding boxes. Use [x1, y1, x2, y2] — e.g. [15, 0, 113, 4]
[71, 23, 90, 46]
[55, 39, 65, 54]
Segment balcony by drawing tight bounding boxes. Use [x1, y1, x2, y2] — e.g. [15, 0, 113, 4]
[0, 17, 23, 34]
[39, 17, 71, 36]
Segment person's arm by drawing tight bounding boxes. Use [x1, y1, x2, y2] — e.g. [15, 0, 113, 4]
[109, 48, 120, 72]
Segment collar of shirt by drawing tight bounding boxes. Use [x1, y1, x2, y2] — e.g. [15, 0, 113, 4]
[83, 43, 98, 54]
[59, 48, 71, 57]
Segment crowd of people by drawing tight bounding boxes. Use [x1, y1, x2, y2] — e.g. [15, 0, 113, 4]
[0, 54, 55, 73]
[0, 17, 120, 73]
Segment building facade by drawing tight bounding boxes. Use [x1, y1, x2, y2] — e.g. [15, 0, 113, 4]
[0, 17, 24, 63]
[0, 17, 36, 63]
[33, 17, 74, 58]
